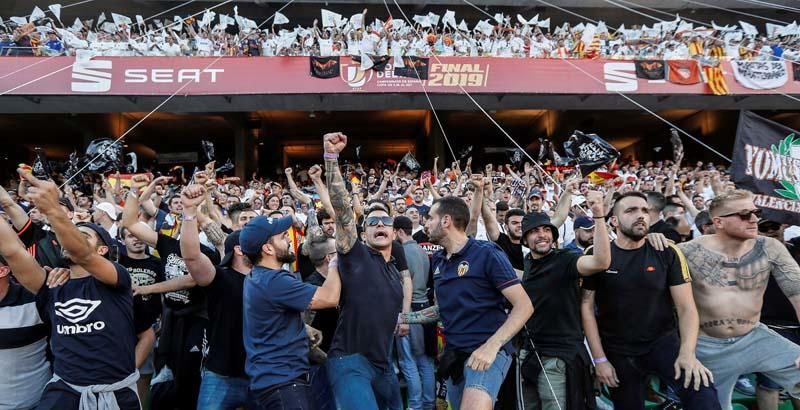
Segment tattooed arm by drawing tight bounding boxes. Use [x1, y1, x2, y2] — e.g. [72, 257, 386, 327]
[766, 237, 800, 320]
[400, 305, 440, 324]
[323, 133, 358, 254]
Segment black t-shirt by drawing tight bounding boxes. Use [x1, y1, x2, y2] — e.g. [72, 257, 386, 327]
[156, 234, 219, 312]
[38, 263, 136, 385]
[392, 240, 408, 272]
[582, 242, 691, 356]
[306, 271, 340, 353]
[413, 230, 431, 244]
[495, 233, 524, 271]
[329, 241, 403, 370]
[119, 254, 163, 334]
[761, 242, 800, 326]
[204, 266, 247, 377]
[650, 220, 682, 244]
[15, 219, 63, 269]
[522, 249, 583, 358]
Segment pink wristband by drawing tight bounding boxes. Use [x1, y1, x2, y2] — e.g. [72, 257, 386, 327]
[593, 357, 608, 365]
[324, 153, 339, 160]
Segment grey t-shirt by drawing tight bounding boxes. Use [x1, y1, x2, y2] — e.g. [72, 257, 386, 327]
[403, 239, 431, 304]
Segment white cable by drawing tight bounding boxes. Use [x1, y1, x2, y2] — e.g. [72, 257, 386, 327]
[526, 326, 564, 410]
[258, 0, 298, 29]
[682, 0, 789, 24]
[59, 55, 224, 188]
[382, 0, 457, 162]
[729, 0, 800, 13]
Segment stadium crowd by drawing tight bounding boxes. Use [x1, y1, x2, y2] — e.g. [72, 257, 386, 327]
[3, 131, 800, 410]
[1, 7, 799, 61]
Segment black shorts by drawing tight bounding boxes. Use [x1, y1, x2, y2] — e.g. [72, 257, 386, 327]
[36, 379, 140, 410]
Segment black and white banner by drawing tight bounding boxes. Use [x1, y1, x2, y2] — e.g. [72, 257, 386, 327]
[731, 61, 789, 90]
[732, 111, 800, 225]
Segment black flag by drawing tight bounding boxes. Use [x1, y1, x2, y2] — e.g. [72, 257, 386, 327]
[352, 55, 391, 71]
[731, 111, 800, 225]
[310, 56, 341, 79]
[32, 148, 51, 180]
[215, 158, 234, 174]
[457, 145, 473, 160]
[81, 138, 124, 174]
[563, 131, 620, 175]
[401, 152, 421, 171]
[635, 60, 666, 80]
[506, 148, 524, 166]
[394, 56, 429, 80]
[670, 129, 684, 164]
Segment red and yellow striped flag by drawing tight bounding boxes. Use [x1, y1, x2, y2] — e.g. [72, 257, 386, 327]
[703, 65, 729, 96]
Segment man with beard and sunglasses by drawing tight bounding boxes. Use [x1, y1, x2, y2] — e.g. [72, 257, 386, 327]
[518, 190, 610, 410]
[581, 191, 720, 410]
[321, 132, 406, 410]
[678, 190, 800, 410]
[241, 214, 342, 409]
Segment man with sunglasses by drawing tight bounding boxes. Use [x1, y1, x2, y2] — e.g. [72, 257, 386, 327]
[678, 190, 800, 410]
[321, 132, 405, 410]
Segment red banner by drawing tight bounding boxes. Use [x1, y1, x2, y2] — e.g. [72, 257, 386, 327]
[0, 56, 797, 96]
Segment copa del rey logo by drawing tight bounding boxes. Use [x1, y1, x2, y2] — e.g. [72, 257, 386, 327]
[71, 59, 224, 93]
[54, 298, 105, 334]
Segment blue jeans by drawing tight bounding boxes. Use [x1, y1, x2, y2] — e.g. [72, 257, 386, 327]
[197, 368, 251, 410]
[253, 380, 312, 410]
[309, 364, 337, 410]
[326, 353, 403, 410]
[447, 349, 513, 410]
[397, 329, 435, 410]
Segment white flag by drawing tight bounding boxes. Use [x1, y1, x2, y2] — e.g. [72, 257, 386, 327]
[661, 15, 680, 32]
[475, 20, 494, 36]
[172, 15, 183, 31]
[30, 6, 46, 21]
[321, 9, 342, 28]
[349, 13, 363, 28]
[68, 17, 83, 32]
[517, 14, 538, 25]
[443, 10, 456, 29]
[618, 24, 625, 33]
[494, 13, 504, 24]
[97, 12, 106, 26]
[112, 13, 132, 27]
[596, 21, 608, 34]
[458, 19, 469, 32]
[134, 15, 144, 26]
[572, 22, 585, 33]
[581, 23, 597, 46]
[676, 21, 693, 34]
[427, 12, 440, 27]
[739, 20, 758, 36]
[274, 12, 289, 25]
[100, 22, 117, 33]
[10, 16, 28, 25]
[48, 4, 62, 22]
[538, 17, 550, 29]
[319, 38, 333, 56]
[413, 15, 431, 28]
[393, 53, 404, 68]
[360, 51, 374, 70]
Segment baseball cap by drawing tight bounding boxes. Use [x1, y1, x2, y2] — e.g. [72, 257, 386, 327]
[95, 202, 117, 221]
[574, 216, 595, 231]
[528, 188, 543, 199]
[240, 215, 293, 255]
[521, 212, 559, 243]
[219, 230, 241, 267]
[76, 222, 115, 250]
[758, 218, 782, 232]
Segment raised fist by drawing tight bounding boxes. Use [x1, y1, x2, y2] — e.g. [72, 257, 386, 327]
[323, 132, 348, 154]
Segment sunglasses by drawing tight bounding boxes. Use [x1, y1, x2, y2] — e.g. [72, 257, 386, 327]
[365, 216, 394, 227]
[718, 209, 762, 221]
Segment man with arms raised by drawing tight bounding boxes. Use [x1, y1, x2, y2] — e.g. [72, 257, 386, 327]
[0, 170, 139, 409]
[679, 190, 800, 410]
[582, 191, 719, 409]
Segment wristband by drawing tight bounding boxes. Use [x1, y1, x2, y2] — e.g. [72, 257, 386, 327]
[182, 214, 197, 221]
[593, 357, 608, 364]
[323, 152, 339, 160]
[592, 216, 605, 219]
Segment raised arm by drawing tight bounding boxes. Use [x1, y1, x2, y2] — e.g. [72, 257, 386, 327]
[20, 171, 120, 286]
[285, 167, 312, 205]
[179, 185, 218, 287]
[466, 175, 485, 238]
[576, 191, 611, 275]
[308, 165, 335, 218]
[369, 169, 392, 201]
[0, 184, 32, 230]
[323, 132, 358, 254]
[122, 190, 158, 247]
[0, 217, 46, 294]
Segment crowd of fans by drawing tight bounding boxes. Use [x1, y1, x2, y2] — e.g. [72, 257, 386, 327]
[1, 7, 799, 61]
[3, 132, 800, 410]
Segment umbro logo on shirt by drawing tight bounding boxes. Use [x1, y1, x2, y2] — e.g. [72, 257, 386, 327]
[54, 298, 106, 335]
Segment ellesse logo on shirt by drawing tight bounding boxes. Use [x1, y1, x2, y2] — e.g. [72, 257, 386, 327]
[54, 298, 106, 334]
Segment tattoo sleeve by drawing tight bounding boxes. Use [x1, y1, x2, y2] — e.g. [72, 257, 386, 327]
[325, 158, 357, 254]
[401, 305, 440, 324]
[201, 221, 227, 248]
[767, 238, 800, 298]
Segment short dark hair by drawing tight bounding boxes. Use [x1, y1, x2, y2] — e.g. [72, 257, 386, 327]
[432, 196, 469, 231]
[267, 210, 283, 218]
[496, 201, 509, 212]
[663, 203, 684, 215]
[228, 203, 253, 222]
[612, 191, 649, 216]
[317, 209, 332, 225]
[505, 208, 525, 225]
[366, 199, 390, 213]
[644, 191, 666, 212]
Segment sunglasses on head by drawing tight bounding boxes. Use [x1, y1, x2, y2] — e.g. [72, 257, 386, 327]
[718, 209, 762, 221]
[365, 216, 394, 227]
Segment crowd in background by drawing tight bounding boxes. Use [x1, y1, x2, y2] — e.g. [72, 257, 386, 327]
[1, 7, 799, 61]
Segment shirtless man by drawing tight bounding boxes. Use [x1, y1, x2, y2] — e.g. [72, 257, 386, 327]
[678, 190, 800, 410]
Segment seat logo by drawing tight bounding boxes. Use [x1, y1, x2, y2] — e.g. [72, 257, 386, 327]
[71, 60, 112, 93]
[603, 62, 638, 92]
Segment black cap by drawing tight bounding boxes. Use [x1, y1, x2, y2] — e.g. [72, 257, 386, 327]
[393, 216, 413, 231]
[219, 230, 241, 267]
[521, 212, 559, 245]
[75, 223, 115, 258]
[59, 197, 74, 212]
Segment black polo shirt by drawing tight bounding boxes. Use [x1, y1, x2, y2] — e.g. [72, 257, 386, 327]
[522, 248, 584, 358]
[495, 233, 524, 271]
[650, 220, 682, 244]
[328, 241, 404, 370]
[582, 242, 691, 356]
